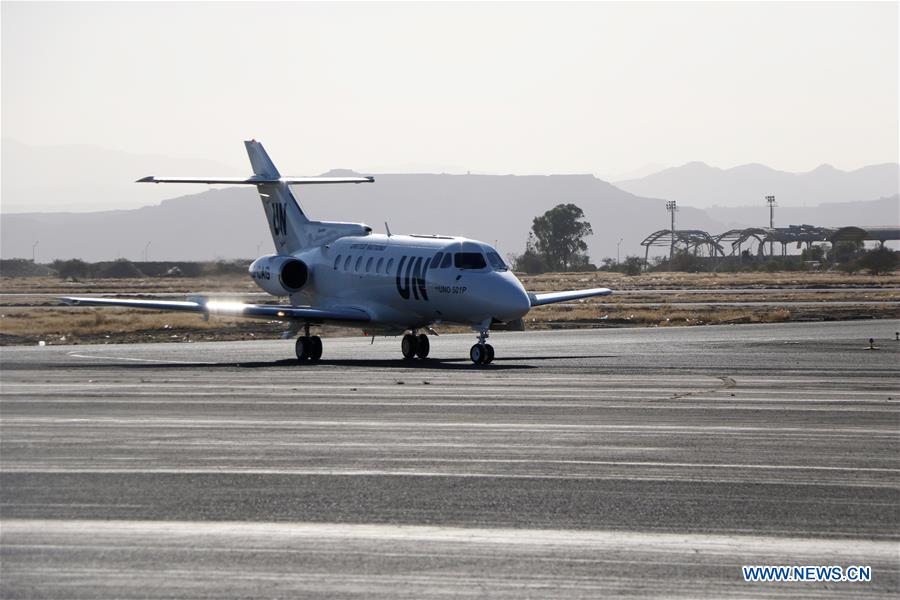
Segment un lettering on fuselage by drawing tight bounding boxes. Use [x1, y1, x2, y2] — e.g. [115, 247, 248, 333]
[395, 256, 429, 301]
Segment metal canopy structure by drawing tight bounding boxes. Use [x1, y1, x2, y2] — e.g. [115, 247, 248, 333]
[640, 229, 725, 264]
[830, 226, 900, 246]
[636, 221, 899, 269]
[714, 225, 835, 257]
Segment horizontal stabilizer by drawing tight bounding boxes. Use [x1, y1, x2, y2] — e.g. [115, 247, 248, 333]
[62, 296, 370, 324]
[528, 287, 612, 307]
[137, 176, 374, 185]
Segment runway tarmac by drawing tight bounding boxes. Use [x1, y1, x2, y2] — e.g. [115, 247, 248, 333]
[2, 320, 898, 598]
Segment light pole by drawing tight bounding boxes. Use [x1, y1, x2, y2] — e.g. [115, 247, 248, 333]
[32, 240, 39, 263]
[143, 241, 152, 262]
[617, 238, 623, 264]
[766, 195, 776, 257]
[665, 200, 678, 270]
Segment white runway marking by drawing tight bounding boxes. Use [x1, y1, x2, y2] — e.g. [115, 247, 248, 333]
[2, 519, 894, 559]
[66, 352, 215, 365]
[4, 416, 896, 435]
[4, 463, 897, 475]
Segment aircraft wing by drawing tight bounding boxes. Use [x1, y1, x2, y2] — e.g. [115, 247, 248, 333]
[61, 296, 370, 324]
[137, 176, 374, 185]
[528, 287, 612, 307]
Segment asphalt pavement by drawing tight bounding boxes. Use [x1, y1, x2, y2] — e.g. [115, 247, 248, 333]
[1, 320, 898, 598]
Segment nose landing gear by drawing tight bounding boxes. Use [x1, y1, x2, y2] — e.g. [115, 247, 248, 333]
[470, 328, 494, 365]
[401, 331, 430, 360]
[295, 323, 323, 363]
[295, 335, 323, 362]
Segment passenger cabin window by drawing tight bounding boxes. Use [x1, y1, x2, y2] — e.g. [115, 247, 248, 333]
[440, 253, 452, 268]
[454, 252, 487, 270]
[343, 255, 352, 270]
[334, 254, 342, 270]
[387, 258, 394, 272]
[486, 251, 508, 271]
[377, 257, 384, 273]
[355, 256, 363, 272]
[366, 257, 374, 273]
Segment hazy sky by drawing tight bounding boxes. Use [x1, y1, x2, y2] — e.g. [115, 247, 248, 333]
[2, 1, 898, 178]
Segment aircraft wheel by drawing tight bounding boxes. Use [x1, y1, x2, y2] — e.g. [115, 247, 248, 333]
[295, 336, 310, 362]
[309, 335, 323, 362]
[483, 343, 495, 364]
[416, 334, 430, 358]
[401, 334, 418, 360]
[470, 343, 485, 365]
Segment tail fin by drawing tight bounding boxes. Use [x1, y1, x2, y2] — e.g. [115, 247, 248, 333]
[245, 140, 281, 179]
[137, 140, 375, 255]
[245, 141, 309, 254]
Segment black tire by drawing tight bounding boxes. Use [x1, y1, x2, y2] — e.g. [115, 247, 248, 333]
[484, 343, 495, 364]
[401, 334, 418, 360]
[295, 336, 310, 361]
[470, 343, 484, 364]
[416, 334, 430, 358]
[309, 336, 323, 362]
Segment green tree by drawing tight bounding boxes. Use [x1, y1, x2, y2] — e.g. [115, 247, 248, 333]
[857, 246, 899, 275]
[52, 258, 91, 279]
[530, 204, 593, 271]
[512, 233, 548, 274]
[670, 249, 706, 273]
[829, 240, 864, 264]
[621, 256, 644, 276]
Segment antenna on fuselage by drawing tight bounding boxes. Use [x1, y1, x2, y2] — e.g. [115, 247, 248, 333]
[385, 222, 392, 237]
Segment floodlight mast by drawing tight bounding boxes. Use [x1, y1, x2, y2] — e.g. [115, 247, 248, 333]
[766, 195, 777, 256]
[666, 200, 678, 269]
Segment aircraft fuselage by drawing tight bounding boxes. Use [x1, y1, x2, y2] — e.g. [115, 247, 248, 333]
[282, 233, 531, 333]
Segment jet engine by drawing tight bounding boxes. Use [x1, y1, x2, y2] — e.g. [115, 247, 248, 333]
[249, 254, 309, 296]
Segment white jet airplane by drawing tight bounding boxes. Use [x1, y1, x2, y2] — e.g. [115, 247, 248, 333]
[64, 141, 611, 364]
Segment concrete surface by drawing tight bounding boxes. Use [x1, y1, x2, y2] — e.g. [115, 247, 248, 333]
[2, 320, 898, 598]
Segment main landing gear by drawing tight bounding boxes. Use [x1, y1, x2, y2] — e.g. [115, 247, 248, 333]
[399, 328, 495, 365]
[470, 329, 494, 365]
[401, 331, 430, 360]
[295, 323, 323, 363]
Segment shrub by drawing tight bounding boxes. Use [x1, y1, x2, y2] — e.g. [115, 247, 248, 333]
[857, 247, 899, 275]
[52, 259, 91, 279]
[96, 259, 145, 278]
[621, 256, 644, 276]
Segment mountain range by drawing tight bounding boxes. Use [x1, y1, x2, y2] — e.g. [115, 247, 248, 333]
[2, 181, 896, 265]
[0, 175, 720, 263]
[1, 141, 897, 263]
[1, 139, 241, 213]
[615, 161, 899, 208]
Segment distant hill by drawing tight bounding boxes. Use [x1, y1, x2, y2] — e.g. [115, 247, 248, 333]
[1, 138, 241, 212]
[615, 161, 900, 208]
[3, 140, 895, 263]
[705, 195, 900, 230]
[0, 174, 721, 263]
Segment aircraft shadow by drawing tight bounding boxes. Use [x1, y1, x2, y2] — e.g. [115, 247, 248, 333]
[51, 355, 612, 371]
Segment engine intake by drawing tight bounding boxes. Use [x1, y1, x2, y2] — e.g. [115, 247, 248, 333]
[249, 254, 309, 296]
[280, 259, 308, 291]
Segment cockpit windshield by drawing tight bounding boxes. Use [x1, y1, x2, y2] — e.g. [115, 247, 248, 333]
[486, 251, 508, 271]
[454, 252, 487, 270]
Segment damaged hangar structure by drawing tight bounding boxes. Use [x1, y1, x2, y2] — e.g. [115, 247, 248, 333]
[641, 225, 900, 264]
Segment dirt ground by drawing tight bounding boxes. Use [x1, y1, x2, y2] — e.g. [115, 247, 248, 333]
[1, 272, 898, 346]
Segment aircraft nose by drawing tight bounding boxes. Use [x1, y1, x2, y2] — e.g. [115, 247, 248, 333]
[494, 276, 531, 322]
